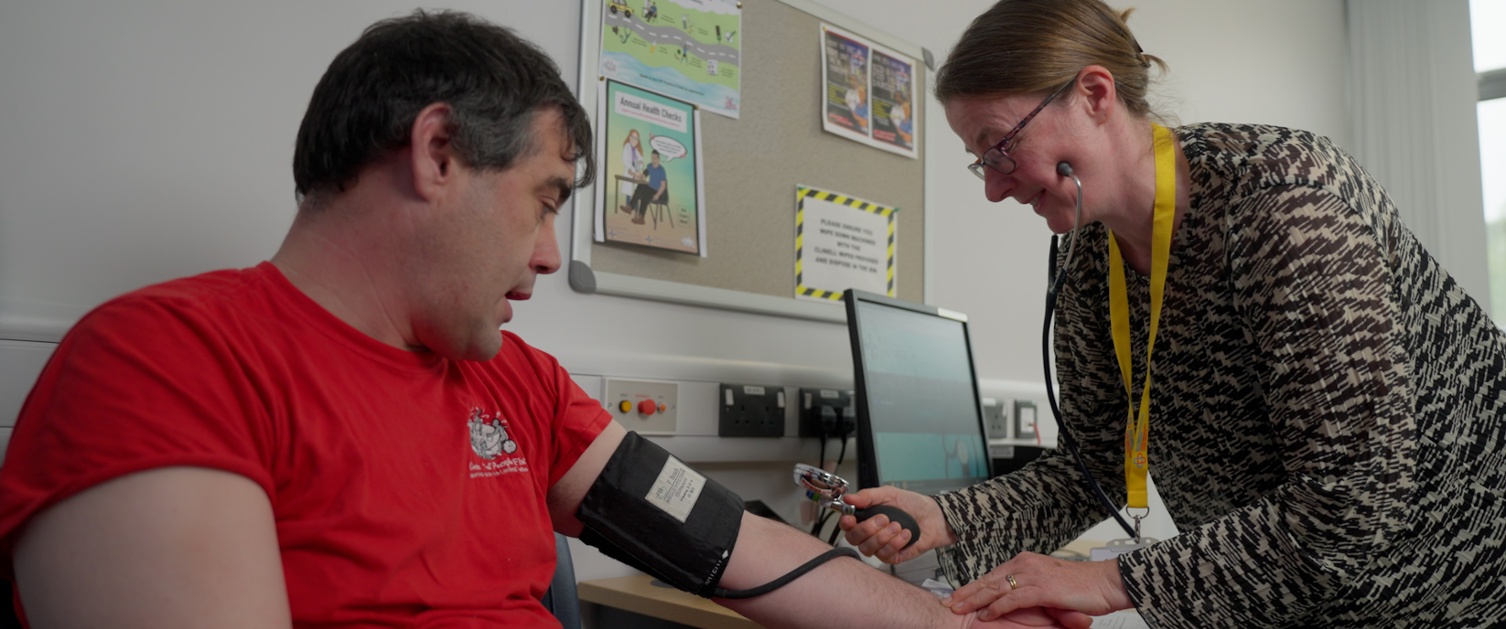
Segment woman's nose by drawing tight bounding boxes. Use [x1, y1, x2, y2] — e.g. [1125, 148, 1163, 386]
[983, 169, 1013, 203]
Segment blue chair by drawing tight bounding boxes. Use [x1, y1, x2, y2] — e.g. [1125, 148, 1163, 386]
[542, 533, 582, 629]
[649, 191, 672, 229]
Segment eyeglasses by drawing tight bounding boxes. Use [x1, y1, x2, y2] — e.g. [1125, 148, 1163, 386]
[967, 78, 1076, 180]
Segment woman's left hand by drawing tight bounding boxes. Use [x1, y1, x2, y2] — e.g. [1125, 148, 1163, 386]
[966, 605, 1094, 629]
[943, 552, 1135, 621]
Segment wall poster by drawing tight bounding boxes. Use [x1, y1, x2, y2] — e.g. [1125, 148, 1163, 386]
[820, 23, 917, 159]
[599, 0, 743, 119]
[596, 79, 707, 256]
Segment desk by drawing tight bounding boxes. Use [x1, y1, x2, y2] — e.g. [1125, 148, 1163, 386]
[613, 174, 671, 229]
[612, 174, 642, 217]
[577, 575, 761, 629]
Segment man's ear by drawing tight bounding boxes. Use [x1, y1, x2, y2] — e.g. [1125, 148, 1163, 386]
[409, 103, 457, 203]
[1075, 65, 1118, 125]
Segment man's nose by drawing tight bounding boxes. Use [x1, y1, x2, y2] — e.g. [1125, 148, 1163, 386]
[534, 219, 562, 275]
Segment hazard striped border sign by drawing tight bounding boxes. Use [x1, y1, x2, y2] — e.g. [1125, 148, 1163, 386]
[794, 185, 898, 301]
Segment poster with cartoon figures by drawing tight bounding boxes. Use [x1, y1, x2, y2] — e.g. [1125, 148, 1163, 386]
[821, 24, 870, 144]
[599, 0, 742, 119]
[820, 24, 918, 159]
[870, 49, 917, 156]
[595, 79, 707, 256]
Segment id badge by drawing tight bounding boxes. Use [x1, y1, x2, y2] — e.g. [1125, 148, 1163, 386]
[1089, 538, 1157, 562]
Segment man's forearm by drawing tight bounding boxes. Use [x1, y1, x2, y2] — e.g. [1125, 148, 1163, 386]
[716, 512, 965, 629]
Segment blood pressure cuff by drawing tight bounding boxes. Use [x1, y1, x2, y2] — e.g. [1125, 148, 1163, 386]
[576, 431, 743, 597]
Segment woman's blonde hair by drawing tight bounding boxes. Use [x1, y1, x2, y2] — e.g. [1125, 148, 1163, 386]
[935, 0, 1167, 119]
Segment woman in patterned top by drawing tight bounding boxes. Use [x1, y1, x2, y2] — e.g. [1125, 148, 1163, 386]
[839, 1, 1506, 627]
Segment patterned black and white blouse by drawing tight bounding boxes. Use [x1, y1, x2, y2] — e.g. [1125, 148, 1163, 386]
[934, 123, 1506, 628]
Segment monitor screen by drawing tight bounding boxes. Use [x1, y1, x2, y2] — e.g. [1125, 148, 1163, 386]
[845, 289, 992, 495]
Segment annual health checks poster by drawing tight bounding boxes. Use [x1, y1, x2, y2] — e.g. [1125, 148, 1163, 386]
[595, 79, 707, 256]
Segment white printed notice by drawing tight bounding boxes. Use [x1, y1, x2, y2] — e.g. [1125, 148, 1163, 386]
[795, 185, 897, 301]
[647, 456, 706, 523]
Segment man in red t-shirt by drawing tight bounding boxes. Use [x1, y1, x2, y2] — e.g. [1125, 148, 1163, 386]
[0, 10, 1093, 629]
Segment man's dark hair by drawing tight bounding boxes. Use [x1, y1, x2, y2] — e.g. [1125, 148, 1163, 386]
[292, 10, 594, 207]
[651, 150, 660, 158]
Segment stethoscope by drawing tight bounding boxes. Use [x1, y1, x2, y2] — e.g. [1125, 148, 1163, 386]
[1044, 161, 1139, 540]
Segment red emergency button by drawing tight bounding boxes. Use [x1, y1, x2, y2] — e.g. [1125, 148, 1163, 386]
[637, 399, 657, 415]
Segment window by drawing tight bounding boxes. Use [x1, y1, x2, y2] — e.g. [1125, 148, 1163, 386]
[1473, 0, 1506, 325]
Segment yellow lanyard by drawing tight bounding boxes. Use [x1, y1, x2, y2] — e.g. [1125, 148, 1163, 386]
[1107, 123, 1175, 513]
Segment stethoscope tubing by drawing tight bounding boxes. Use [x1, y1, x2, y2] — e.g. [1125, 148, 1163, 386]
[1042, 168, 1138, 539]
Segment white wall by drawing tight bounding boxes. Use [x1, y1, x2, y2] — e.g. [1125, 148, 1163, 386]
[0, 0, 1351, 591]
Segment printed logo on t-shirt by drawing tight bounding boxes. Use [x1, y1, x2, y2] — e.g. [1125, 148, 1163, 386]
[467, 407, 527, 479]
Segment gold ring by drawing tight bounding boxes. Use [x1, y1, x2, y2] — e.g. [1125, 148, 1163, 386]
[1005, 574, 1019, 590]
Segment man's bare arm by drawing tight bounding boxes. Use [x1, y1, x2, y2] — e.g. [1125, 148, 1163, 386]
[548, 423, 1083, 629]
[13, 467, 291, 629]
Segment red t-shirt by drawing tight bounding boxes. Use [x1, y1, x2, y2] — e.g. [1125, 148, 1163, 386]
[0, 262, 611, 627]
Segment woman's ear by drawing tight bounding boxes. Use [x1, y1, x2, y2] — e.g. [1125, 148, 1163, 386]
[1075, 65, 1118, 125]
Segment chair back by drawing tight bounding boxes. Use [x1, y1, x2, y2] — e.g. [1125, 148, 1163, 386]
[542, 533, 582, 629]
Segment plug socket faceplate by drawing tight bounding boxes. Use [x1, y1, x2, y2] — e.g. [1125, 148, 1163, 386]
[719, 383, 786, 437]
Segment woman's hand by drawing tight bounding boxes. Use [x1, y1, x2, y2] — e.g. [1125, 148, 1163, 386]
[837, 486, 957, 564]
[965, 605, 1094, 629]
[945, 552, 1133, 621]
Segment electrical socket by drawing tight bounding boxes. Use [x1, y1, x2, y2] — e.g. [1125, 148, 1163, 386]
[799, 388, 854, 438]
[980, 397, 1012, 440]
[718, 383, 786, 437]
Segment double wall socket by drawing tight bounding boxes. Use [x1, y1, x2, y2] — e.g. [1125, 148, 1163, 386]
[798, 388, 854, 438]
[718, 383, 786, 438]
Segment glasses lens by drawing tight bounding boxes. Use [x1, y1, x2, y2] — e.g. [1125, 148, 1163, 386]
[969, 149, 1015, 180]
[991, 149, 1016, 175]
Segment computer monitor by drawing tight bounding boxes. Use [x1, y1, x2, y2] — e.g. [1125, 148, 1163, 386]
[844, 289, 992, 495]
